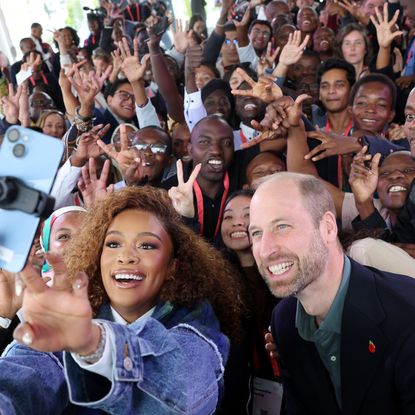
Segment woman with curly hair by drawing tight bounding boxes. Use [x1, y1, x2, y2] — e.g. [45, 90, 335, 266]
[0, 186, 241, 414]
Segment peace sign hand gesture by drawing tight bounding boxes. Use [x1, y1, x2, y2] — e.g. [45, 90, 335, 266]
[370, 3, 402, 49]
[97, 124, 145, 186]
[168, 160, 201, 218]
[231, 68, 283, 104]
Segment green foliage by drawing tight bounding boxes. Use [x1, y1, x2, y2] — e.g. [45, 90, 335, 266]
[66, 0, 83, 29]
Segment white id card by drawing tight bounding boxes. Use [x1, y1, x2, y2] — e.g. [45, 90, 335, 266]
[16, 69, 32, 85]
[252, 377, 283, 415]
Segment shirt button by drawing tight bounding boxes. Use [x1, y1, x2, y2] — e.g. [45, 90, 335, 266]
[124, 356, 133, 371]
[330, 356, 336, 362]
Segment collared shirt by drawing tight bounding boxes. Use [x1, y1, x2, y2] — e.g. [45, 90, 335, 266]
[295, 256, 351, 408]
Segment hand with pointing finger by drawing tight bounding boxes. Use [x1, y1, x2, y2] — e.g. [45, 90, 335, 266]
[168, 160, 201, 218]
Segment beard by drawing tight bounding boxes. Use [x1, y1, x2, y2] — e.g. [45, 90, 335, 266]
[260, 230, 329, 298]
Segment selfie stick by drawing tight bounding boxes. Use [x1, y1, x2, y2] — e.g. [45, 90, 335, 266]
[0, 176, 55, 219]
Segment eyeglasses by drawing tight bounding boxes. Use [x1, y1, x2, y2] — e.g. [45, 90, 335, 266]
[115, 90, 135, 102]
[225, 39, 238, 46]
[405, 114, 415, 123]
[251, 29, 271, 39]
[133, 143, 168, 154]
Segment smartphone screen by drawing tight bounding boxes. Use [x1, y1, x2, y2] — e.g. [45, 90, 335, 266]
[0, 126, 64, 272]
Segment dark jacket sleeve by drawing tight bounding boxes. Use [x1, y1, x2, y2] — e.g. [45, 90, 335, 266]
[351, 209, 389, 232]
[202, 31, 226, 66]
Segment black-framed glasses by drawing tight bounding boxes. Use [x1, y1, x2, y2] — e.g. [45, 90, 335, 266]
[133, 143, 168, 154]
[115, 90, 135, 102]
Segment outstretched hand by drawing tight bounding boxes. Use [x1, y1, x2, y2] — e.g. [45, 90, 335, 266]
[118, 37, 150, 84]
[370, 3, 402, 49]
[231, 68, 283, 104]
[305, 129, 359, 161]
[1, 84, 23, 124]
[13, 253, 97, 355]
[78, 158, 114, 209]
[0, 268, 23, 320]
[168, 160, 201, 218]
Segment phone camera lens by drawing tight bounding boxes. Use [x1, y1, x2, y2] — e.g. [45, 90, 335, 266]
[13, 144, 25, 158]
[7, 129, 20, 143]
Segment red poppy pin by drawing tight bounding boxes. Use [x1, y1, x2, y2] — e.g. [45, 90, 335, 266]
[368, 340, 376, 354]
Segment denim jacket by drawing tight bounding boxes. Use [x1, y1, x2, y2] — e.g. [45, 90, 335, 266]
[0, 300, 229, 415]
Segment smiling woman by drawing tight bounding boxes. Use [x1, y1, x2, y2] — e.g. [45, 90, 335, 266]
[0, 186, 241, 414]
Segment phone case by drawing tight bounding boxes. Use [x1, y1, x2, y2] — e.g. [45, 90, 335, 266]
[0, 126, 64, 272]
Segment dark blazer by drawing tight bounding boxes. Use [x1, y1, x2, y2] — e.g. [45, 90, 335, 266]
[271, 259, 415, 415]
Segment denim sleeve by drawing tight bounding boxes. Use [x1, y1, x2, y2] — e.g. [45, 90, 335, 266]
[64, 317, 227, 414]
[0, 343, 69, 415]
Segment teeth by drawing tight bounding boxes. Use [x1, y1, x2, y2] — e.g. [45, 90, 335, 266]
[389, 186, 407, 193]
[268, 262, 294, 275]
[208, 159, 223, 165]
[230, 231, 247, 239]
[244, 103, 257, 110]
[114, 274, 143, 281]
[362, 119, 376, 123]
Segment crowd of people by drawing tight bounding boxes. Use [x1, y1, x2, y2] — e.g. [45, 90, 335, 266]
[0, 0, 415, 413]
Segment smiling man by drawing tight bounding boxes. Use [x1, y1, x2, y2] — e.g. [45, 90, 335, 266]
[249, 172, 415, 414]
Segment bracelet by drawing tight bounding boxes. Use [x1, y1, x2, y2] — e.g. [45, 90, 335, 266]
[75, 322, 106, 364]
[216, 22, 226, 27]
[75, 106, 93, 122]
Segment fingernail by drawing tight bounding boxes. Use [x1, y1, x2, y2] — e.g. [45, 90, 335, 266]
[73, 279, 82, 290]
[22, 331, 33, 345]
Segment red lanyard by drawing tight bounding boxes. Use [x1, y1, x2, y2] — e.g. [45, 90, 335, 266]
[240, 129, 248, 144]
[193, 172, 230, 238]
[29, 71, 48, 86]
[91, 35, 96, 45]
[325, 118, 353, 189]
[127, 4, 140, 21]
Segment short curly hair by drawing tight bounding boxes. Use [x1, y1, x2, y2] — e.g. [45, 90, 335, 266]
[65, 186, 242, 340]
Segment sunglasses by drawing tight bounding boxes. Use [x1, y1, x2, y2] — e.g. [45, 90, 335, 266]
[133, 143, 168, 154]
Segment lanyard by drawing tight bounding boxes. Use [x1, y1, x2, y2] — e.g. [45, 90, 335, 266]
[240, 129, 248, 144]
[29, 71, 48, 86]
[127, 4, 140, 21]
[193, 172, 230, 238]
[325, 118, 353, 189]
[407, 41, 415, 65]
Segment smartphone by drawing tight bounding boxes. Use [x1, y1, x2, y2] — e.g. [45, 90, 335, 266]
[0, 126, 64, 272]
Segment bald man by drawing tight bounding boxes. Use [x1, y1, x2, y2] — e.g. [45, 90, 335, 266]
[249, 172, 415, 414]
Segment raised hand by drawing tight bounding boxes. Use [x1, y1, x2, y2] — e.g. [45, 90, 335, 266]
[334, 0, 368, 24]
[231, 68, 283, 104]
[278, 31, 309, 67]
[370, 3, 402, 49]
[92, 64, 113, 91]
[348, 146, 381, 205]
[78, 158, 114, 209]
[257, 42, 280, 76]
[233, 5, 251, 28]
[305, 129, 361, 161]
[0, 268, 22, 319]
[172, 19, 190, 54]
[71, 123, 111, 167]
[67, 66, 100, 109]
[118, 37, 150, 84]
[1, 83, 23, 124]
[168, 160, 201, 218]
[97, 124, 144, 185]
[18, 83, 30, 127]
[13, 253, 97, 354]
[388, 123, 406, 141]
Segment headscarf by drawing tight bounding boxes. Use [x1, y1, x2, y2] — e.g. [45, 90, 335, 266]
[40, 206, 87, 275]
